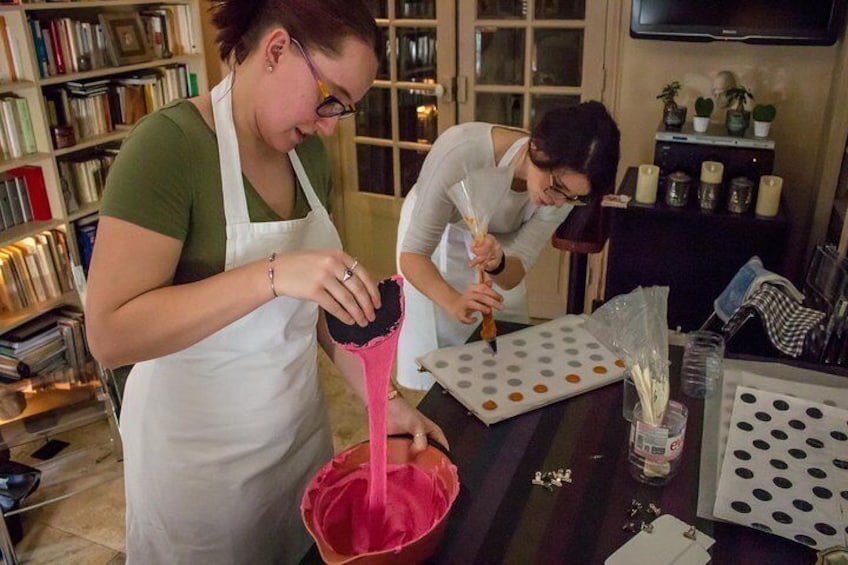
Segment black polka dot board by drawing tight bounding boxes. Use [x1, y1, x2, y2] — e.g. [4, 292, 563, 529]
[714, 385, 848, 549]
[416, 315, 625, 425]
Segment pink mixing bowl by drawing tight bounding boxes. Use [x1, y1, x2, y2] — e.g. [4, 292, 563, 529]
[301, 436, 459, 565]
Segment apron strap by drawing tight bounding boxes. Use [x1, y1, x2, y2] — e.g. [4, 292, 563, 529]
[211, 72, 251, 225]
[497, 136, 529, 169]
[289, 150, 325, 212]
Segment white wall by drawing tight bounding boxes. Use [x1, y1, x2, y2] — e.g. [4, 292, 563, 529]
[614, 3, 843, 279]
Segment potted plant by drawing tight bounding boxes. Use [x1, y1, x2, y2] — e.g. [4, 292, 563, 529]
[693, 96, 714, 133]
[724, 86, 753, 136]
[752, 103, 776, 137]
[657, 81, 686, 130]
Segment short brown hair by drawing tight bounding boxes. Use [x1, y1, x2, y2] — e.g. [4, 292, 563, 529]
[209, 0, 378, 64]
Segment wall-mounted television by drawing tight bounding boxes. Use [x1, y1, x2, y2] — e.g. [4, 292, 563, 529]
[631, 0, 847, 46]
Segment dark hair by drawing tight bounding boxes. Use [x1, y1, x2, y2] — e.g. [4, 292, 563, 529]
[531, 101, 621, 246]
[529, 100, 621, 198]
[210, 0, 379, 64]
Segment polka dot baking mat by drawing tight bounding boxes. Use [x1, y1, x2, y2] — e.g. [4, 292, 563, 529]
[416, 315, 625, 425]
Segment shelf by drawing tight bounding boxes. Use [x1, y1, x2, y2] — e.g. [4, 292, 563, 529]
[0, 80, 37, 94]
[52, 127, 129, 157]
[67, 201, 100, 222]
[0, 395, 104, 448]
[0, 218, 66, 247]
[22, 0, 191, 10]
[5, 416, 121, 517]
[0, 152, 53, 174]
[39, 53, 203, 87]
[0, 290, 79, 334]
[0, 381, 99, 426]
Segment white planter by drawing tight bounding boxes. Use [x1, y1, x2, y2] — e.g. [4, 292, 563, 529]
[753, 120, 772, 138]
[693, 116, 710, 133]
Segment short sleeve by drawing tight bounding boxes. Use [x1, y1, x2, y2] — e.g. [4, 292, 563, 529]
[100, 110, 194, 242]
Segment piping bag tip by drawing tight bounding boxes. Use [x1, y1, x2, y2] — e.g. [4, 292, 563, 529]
[487, 338, 498, 355]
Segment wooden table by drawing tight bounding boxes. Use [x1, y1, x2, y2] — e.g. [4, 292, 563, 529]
[414, 323, 816, 564]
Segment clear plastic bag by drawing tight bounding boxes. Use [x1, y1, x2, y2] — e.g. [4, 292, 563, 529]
[585, 286, 670, 424]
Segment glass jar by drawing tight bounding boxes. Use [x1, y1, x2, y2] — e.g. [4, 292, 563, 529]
[727, 176, 754, 213]
[665, 171, 692, 208]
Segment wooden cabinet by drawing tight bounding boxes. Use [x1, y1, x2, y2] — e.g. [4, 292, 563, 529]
[605, 167, 790, 332]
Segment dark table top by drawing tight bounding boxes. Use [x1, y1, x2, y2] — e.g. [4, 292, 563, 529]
[415, 322, 817, 564]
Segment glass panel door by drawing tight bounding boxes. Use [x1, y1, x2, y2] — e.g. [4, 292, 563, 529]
[458, 0, 609, 316]
[338, 0, 456, 280]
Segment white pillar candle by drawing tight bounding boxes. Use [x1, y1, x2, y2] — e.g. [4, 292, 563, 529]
[635, 164, 659, 204]
[755, 175, 783, 217]
[700, 161, 724, 184]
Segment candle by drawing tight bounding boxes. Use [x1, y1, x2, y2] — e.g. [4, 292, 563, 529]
[700, 161, 724, 184]
[635, 164, 659, 204]
[755, 175, 783, 217]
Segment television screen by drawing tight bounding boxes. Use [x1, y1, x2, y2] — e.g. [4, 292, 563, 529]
[631, 0, 846, 45]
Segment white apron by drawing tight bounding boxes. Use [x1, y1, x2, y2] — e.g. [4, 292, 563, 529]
[395, 138, 531, 390]
[121, 72, 338, 564]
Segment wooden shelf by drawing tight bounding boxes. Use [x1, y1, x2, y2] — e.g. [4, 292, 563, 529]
[0, 80, 37, 93]
[0, 218, 66, 247]
[52, 127, 129, 157]
[0, 152, 53, 174]
[39, 54, 203, 87]
[0, 290, 80, 334]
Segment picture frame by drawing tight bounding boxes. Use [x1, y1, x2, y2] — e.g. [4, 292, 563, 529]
[98, 12, 154, 67]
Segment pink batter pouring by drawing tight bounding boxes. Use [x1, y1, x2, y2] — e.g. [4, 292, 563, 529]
[303, 276, 458, 556]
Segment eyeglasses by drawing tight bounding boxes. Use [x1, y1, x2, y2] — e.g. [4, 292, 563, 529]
[291, 38, 356, 119]
[546, 171, 591, 206]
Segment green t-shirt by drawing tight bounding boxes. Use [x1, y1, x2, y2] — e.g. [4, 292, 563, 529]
[100, 100, 332, 284]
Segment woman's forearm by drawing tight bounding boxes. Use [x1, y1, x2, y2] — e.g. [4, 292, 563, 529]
[399, 252, 461, 312]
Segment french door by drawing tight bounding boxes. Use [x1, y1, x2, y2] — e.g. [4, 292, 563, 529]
[337, 0, 610, 316]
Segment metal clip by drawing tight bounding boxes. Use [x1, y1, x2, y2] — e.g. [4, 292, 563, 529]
[683, 525, 697, 540]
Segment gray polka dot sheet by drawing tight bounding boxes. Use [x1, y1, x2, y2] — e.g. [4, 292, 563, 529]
[416, 315, 625, 425]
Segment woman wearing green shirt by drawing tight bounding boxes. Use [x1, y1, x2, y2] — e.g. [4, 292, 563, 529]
[84, 1, 445, 563]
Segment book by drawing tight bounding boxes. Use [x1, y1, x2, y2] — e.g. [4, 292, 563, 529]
[0, 97, 22, 158]
[0, 249, 30, 307]
[12, 174, 32, 223]
[9, 166, 50, 221]
[3, 176, 22, 226]
[0, 16, 18, 82]
[14, 97, 37, 155]
[12, 240, 47, 303]
[0, 179, 15, 228]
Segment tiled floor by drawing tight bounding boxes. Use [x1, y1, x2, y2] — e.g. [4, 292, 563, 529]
[9, 351, 426, 564]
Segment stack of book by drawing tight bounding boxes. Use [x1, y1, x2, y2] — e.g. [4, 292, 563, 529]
[27, 16, 110, 78]
[0, 229, 74, 313]
[58, 148, 117, 208]
[0, 308, 89, 383]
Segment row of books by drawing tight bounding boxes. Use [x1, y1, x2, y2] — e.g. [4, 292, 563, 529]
[0, 95, 37, 161]
[0, 166, 52, 232]
[75, 215, 96, 276]
[0, 229, 74, 315]
[0, 308, 89, 383]
[0, 16, 23, 84]
[58, 149, 117, 209]
[28, 7, 198, 79]
[43, 64, 193, 148]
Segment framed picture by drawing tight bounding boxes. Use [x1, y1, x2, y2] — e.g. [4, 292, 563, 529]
[98, 12, 154, 67]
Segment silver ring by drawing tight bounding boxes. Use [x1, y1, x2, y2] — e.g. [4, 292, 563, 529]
[349, 258, 359, 273]
[413, 432, 426, 438]
[341, 269, 354, 283]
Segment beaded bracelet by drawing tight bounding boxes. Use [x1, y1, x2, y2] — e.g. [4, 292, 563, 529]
[268, 252, 278, 298]
[485, 252, 506, 276]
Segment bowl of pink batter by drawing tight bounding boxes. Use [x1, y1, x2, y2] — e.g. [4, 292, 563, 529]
[301, 436, 459, 564]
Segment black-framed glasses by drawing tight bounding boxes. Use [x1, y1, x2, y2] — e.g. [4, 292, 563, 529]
[291, 38, 356, 119]
[546, 171, 591, 206]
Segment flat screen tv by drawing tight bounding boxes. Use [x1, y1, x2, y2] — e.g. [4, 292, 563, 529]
[631, 0, 846, 45]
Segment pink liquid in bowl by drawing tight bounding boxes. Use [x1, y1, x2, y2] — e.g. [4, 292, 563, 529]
[302, 437, 459, 564]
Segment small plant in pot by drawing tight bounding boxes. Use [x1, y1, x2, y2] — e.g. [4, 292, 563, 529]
[657, 81, 687, 130]
[724, 86, 753, 136]
[693, 97, 714, 133]
[752, 104, 776, 138]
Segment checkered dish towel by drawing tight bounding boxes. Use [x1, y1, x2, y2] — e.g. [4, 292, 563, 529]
[728, 284, 826, 357]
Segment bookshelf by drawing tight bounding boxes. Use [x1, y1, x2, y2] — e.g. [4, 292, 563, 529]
[0, 1, 208, 561]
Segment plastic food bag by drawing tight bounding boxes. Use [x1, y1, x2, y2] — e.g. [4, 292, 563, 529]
[585, 286, 670, 423]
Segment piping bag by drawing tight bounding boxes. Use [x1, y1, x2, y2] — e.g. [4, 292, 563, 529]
[450, 175, 500, 354]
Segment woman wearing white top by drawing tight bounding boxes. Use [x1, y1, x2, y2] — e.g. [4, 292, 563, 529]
[396, 102, 621, 390]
